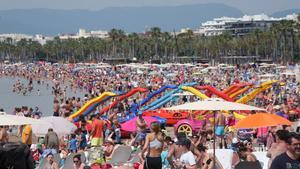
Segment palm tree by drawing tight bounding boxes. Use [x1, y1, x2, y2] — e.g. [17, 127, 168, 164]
[127, 33, 139, 59]
[1, 14, 300, 64]
[161, 32, 172, 60]
[149, 27, 162, 59]
[108, 29, 119, 57]
[272, 20, 296, 63]
[177, 29, 195, 56]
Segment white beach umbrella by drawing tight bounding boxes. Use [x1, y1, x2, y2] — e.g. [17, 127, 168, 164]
[32, 116, 77, 137]
[280, 72, 296, 76]
[166, 73, 177, 77]
[149, 71, 159, 75]
[164, 98, 265, 167]
[157, 64, 171, 68]
[206, 66, 218, 70]
[0, 112, 39, 126]
[165, 98, 265, 111]
[276, 66, 286, 69]
[258, 74, 277, 78]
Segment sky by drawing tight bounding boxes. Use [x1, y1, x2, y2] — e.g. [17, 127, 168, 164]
[0, 0, 299, 14]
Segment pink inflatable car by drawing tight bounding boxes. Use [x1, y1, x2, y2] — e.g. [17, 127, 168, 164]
[174, 119, 204, 136]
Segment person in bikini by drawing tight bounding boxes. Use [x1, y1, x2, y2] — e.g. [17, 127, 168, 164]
[141, 122, 164, 169]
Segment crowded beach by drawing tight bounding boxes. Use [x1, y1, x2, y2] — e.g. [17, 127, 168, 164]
[0, 62, 299, 169]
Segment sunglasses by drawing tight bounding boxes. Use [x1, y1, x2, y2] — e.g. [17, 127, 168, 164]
[73, 160, 79, 163]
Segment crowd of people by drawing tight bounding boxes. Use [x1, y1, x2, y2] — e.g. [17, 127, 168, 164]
[0, 62, 299, 169]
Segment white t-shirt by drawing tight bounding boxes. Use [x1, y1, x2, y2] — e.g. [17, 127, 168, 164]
[180, 151, 196, 166]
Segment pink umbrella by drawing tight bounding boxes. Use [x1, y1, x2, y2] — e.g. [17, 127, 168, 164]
[121, 116, 157, 132]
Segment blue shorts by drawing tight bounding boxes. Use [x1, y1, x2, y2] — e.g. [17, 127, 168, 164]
[136, 132, 146, 142]
[215, 126, 225, 136]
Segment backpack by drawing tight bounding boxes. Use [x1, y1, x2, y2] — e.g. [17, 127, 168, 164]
[0, 142, 34, 169]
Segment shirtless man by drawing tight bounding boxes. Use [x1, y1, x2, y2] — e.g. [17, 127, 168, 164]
[0, 126, 8, 143]
[267, 130, 289, 168]
[136, 114, 147, 142]
[215, 112, 226, 148]
[53, 100, 60, 117]
[201, 118, 212, 132]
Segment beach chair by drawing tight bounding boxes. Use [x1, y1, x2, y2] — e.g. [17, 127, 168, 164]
[127, 148, 141, 164]
[208, 149, 233, 169]
[37, 157, 46, 169]
[62, 152, 86, 169]
[253, 151, 269, 169]
[106, 145, 132, 166]
[37, 153, 60, 169]
[234, 161, 262, 169]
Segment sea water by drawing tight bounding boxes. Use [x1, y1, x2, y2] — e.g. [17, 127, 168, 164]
[0, 77, 84, 116]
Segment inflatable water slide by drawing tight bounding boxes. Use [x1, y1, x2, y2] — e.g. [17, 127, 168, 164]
[140, 82, 197, 111]
[99, 87, 148, 115]
[69, 92, 116, 122]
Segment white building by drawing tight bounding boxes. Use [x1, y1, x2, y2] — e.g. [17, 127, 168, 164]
[195, 14, 299, 37]
[59, 28, 109, 39]
[0, 34, 33, 43]
[0, 33, 53, 45]
[34, 35, 54, 45]
[90, 30, 109, 39]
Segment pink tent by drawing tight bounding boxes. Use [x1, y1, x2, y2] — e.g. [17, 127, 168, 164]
[121, 116, 157, 132]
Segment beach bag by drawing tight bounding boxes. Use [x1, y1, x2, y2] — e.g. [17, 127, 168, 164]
[0, 142, 34, 169]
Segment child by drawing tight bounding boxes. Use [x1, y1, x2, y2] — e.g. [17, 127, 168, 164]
[59, 149, 69, 168]
[69, 134, 78, 153]
[30, 144, 40, 166]
[79, 129, 87, 151]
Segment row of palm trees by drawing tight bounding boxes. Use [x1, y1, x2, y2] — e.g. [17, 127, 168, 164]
[0, 14, 299, 63]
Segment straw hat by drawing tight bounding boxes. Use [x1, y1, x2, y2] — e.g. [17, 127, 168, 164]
[105, 138, 114, 145]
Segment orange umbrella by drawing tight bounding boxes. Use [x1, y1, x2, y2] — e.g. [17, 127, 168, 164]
[234, 113, 292, 129]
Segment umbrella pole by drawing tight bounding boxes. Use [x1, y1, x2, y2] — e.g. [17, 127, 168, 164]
[213, 110, 216, 168]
